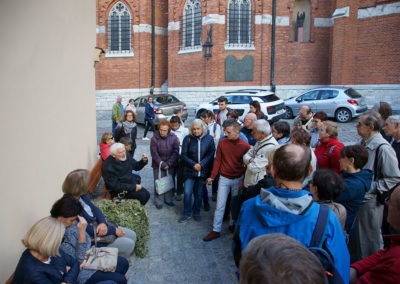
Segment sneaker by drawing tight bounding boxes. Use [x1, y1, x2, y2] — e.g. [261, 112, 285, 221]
[204, 202, 210, 212]
[175, 194, 182, 201]
[193, 215, 201, 222]
[165, 201, 175, 207]
[203, 231, 220, 242]
[142, 137, 149, 141]
[178, 216, 191, 223]
[155, 204, 163, 209]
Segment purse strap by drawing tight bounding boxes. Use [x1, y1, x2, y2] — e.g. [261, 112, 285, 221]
[158, 161, 168, 178]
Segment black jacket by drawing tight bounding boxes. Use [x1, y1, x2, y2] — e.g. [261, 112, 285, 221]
[102, 152, 147, 196]
[114, 122, 137, 155]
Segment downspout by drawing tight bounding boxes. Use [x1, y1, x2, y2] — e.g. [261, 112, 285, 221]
[270, 0, 276, 92]
[150, 0, 155, 94]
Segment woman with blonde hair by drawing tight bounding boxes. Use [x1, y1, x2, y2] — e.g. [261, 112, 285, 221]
[62, 169, 137, 258]
[99, 132, 114, 160]
[314, 120, 344, 174]
[12, 217, 79, 283]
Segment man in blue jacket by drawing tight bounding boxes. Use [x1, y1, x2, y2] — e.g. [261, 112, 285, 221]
[233, 144, 350, 283]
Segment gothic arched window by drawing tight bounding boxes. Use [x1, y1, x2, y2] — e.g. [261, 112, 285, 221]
[108, 2, 132, 54]
[182, 0, 202, 48]
[227, 0, 251, 44]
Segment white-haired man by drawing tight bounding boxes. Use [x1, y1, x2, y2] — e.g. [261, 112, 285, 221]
[240, 113, 257, 146]
[243, 119, 278, 188]
[352, 111, 400, 262]
[383, 115, 400, 169]
[102, 143, 150, 205]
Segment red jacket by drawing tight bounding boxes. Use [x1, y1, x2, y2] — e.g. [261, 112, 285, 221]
[210, 137, 250, 179]
[351, 235, 400, 284]
[314, 138, 344, 174]
[100, 143, 111, 160]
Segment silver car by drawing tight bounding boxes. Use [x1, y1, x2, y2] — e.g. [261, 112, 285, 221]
[284, 87, 368, 123]
[134, 94, 188, 125]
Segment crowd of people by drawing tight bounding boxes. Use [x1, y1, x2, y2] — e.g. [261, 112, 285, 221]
[12, 95, 400, 283]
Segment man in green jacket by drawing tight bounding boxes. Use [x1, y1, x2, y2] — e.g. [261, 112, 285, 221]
[112, 95, 124, 134]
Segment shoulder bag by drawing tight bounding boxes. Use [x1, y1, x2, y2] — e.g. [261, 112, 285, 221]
[155, 161, 174, 195]
[83, 220, 118, 272]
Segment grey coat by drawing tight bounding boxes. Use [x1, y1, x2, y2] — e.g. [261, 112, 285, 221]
[361, 132, 400, 199]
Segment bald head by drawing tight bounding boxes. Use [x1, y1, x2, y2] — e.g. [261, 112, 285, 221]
[244, 113, 257, 129]
[272, 144, 311, 182]
[117, 95, 122, 103]
[299, 105, 313, 120]
[387, 186, 400, 232]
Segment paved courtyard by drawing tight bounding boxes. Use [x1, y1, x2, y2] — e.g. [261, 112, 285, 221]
[96, 112, 361, 284]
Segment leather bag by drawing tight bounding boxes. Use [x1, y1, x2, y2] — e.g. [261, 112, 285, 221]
[155, 161, 174, 195]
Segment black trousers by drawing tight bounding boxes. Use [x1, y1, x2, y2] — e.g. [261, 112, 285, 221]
[144, 119, 155, 138]
[113, 187, 150, 205]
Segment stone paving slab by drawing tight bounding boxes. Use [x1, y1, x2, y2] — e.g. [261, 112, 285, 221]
[96, 114, 361, 284]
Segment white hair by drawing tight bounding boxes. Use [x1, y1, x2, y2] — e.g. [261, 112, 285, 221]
[190, 119, 208, 135]
[253, 119, 271, 135]
[389, 115, 400, 124]
[110, 143, 125, 156]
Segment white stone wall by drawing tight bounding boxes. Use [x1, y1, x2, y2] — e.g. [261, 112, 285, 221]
[96, 84, 400, 115]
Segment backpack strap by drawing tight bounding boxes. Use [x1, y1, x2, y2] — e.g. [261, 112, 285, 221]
[373, 143, 386, 181]
[310, 204, 329, 248]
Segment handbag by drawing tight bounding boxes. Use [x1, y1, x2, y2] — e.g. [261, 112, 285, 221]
[90, 220, 118, 244]
[83, 220, 118, 272]
[155, 161, 174, 195]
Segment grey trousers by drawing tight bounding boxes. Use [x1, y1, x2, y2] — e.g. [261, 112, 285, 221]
[153, 167, 175, 206]
[349, 194, 384, 263]
[107, 226, 137, 258]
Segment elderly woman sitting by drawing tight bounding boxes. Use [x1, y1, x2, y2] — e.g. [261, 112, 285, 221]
[63, 169, 137, 258]
[13, 217, 79, 283]
[178, 119, 215, 222]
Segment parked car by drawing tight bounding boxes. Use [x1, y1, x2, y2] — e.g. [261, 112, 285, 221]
[134, 94, 188, 125]
[284, 87, 368, 123]
[195, 89, 286, 123]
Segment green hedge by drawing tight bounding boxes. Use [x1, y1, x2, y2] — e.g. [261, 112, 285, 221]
[94, 199, 150, 258]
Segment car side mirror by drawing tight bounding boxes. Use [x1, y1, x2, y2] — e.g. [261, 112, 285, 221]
[296, 98, 303, 103]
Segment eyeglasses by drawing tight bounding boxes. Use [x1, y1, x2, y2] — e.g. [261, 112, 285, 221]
[109, 137, 114, 140]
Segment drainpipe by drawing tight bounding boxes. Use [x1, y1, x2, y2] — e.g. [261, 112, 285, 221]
[270, 0, 276, 92]
[150, 0, 155, 95]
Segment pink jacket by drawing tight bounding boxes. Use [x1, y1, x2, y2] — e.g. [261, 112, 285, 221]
[100, 143, 111, 160]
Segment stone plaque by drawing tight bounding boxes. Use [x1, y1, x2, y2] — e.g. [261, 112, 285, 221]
[225, 55, 254, 82]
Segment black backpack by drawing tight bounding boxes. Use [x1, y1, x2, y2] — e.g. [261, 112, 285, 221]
[308, 204, 344, 284]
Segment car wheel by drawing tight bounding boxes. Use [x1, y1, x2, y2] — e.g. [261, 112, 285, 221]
[196, 108, 208, 119]
[335, 108, 352, 123]
[284, 107, 293, 119]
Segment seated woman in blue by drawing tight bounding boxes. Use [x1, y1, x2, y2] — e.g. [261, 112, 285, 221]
[62, 169, 137, 258]
[13, 216, 79, 284]
[50, 195, 129, 284]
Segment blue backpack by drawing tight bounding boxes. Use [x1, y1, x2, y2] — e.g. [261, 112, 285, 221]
[308, 204, 344, 284]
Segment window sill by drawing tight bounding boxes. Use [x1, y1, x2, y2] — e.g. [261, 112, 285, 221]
[105, 50, 134, 58]
[178, 46, 202, 54]
[224, 43, 255, 51]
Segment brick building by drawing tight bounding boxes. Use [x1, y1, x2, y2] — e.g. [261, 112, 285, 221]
[96, 0, 400, 111]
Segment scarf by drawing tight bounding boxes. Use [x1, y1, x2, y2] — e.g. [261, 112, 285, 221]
[122, 121, 136, 136]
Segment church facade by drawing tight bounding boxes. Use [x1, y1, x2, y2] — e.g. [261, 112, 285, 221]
[95, 0, 400, 110]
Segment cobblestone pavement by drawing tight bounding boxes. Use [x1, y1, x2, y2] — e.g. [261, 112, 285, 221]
[96, 113, 361, 284]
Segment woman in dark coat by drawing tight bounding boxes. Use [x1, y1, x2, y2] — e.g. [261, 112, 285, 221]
[114, 110, 137, 156]
[150, 120, 179, 209]
[178, 119, 215, 222]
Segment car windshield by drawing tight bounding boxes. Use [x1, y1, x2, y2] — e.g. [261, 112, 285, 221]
[260, 95, 280, 102]
[153, 95, 179, 105]
[345, 88, 362, 98]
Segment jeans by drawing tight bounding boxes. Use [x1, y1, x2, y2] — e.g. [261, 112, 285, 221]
[183, 177, 204, 216]
[153, 167, 175, 206]
[107, 226, 137, 258]
[85, 256, 128, 284]
[144, 119, 155, 138]
[212, 175, 241, 232]
[112, 121, 118, 135]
